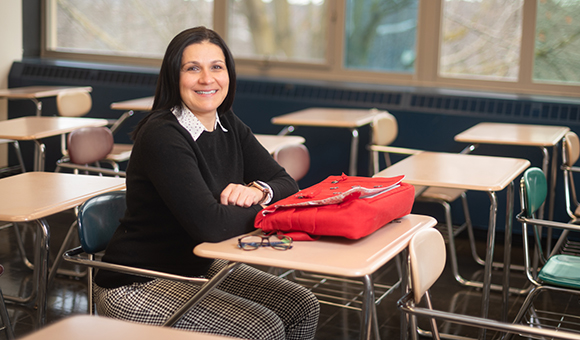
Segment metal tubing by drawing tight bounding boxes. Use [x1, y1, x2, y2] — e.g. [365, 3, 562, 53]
[349, 128, 359, 176]
[34, 219, 50, 327]
[360, 274, 375, 340]
[501, 181, 514, 322]
[163, 262, 241, 327]
[479, 191, 498, 340]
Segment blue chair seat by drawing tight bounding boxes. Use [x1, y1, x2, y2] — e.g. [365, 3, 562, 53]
[539, 254, 580, 289]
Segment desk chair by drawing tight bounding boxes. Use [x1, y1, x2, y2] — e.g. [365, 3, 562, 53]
[398, 227, 580, 340]
[56, 90, 132, 171]
[368, 112, 477, 288]
[62, 191, 210, 319]
[272, 143, 310, 182]
[55, 126, 127, 177]
[506, 167, 580, 337]
[0, 264, 15, 340]
[557, 131, 580, 256]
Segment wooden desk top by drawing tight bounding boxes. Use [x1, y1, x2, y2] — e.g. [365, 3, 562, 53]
[20, 315, 236, 340]
[0, 172, 125, 222]
[110, 96, 154, 111]
[0, 116, 108, 140]
[373, 152, 530, 192]
[454, 122, 570, 147]
[195, 214, 436, 277]
[0, 86, 92, 100]
[271, 107, 388, 128]
[255, 134, 305, 154]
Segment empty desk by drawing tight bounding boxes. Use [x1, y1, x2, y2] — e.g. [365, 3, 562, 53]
[455, 122, 569, 221]
[20, 315, 236, 340]
[271, 108, 388, 176]
[0, 172, 125, 327]
[373, 151, 530, 336]
[0, 116, 108, 171]
[0, 86, 92, 116]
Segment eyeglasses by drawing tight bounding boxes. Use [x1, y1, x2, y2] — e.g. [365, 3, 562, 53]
[238, 233, 293, 251]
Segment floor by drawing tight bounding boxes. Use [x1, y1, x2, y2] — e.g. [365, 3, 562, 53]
[0, 209, 578, 340]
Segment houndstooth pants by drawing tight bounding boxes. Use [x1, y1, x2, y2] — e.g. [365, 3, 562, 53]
[93, 260, 320, 340]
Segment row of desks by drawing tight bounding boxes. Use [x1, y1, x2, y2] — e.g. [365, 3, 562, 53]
[0, 89, 572, 340]
[0, 173, 439, 340]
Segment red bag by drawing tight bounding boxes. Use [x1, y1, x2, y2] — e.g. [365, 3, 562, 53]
[254, 173, 415, 241]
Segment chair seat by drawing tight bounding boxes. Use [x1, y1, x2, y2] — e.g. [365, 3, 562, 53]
[106, 143, 132, 162]
[539, 254, 580, 289]
[418, 186, 466, 202]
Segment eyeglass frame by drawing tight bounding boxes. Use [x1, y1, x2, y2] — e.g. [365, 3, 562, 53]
[237, 232, 293, 251]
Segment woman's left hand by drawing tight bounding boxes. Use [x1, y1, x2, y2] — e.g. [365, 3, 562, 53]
[220, 183, 263, 208]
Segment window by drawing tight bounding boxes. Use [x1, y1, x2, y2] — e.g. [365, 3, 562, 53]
[42, 0, 580, 97]
[227, 0, 327, 64]
[440, 0, 523, 81]
[344, 0, 418, 73]
[534, 0, 580, 84]
[46, 0, 213, 59]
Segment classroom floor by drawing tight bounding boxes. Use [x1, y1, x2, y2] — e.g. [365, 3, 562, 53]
[0, 210, 578, 340]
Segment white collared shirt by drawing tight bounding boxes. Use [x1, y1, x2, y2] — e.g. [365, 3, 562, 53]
[171, 104, 228, 141]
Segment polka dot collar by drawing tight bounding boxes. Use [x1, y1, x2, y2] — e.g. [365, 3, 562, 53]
[171, 104, 228, 141]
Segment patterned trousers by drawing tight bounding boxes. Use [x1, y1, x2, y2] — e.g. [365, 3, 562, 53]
[93, 260, 320, 340]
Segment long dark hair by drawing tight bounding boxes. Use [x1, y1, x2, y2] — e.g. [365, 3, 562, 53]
[132, 26, 237, 139]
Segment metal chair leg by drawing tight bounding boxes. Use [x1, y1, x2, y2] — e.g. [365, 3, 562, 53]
[0, 266, 15, 340]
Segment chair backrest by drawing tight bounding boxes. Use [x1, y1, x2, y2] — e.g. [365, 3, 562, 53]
[273, 143, 311, 182]
[408, 228, 446, 304]
[563, 132, 580, 167]
[371, 111, 398, 146]
[521, 167, 547, 218]
[56, 90, 93, 117]
[77, 191, 127, 254]
[67, 127, 114, 164]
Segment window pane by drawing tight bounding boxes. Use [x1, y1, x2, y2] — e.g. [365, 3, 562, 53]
[48, 0, 213, 58]
[344, 0, 418, 73]
[534, 0, 580, 84]
[440, 0, 523, 81]
[227, 0, 327, 63]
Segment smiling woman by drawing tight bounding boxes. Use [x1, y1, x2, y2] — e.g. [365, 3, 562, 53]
[92, 27, 320, 340]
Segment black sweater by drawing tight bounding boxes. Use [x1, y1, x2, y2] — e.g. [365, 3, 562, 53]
[95, 109, 298, 288]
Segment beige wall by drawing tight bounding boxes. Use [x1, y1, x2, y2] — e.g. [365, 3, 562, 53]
[0, 1, 23, 167]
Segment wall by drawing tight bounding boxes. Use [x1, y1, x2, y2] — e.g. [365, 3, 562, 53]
[0, 1, 22, 167]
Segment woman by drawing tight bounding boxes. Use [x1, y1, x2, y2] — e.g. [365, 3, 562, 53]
[93, 26, 320, 340]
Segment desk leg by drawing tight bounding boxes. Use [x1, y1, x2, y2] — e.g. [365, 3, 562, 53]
[34, 219, 49, 327]
[349, 128, 359, 176]
[479, 191, 497, 340]
[33, 141, 45, 172]
[502, 182, 514, 323]
[277, 125, 295, 136]
[400, 248, 411, 340]
[538, 147, 550, 220]
[32, 98, 42, 116]
[163, 261, 241, 327]
[545, 144, 559, 255]
[360, 274, 376, 340]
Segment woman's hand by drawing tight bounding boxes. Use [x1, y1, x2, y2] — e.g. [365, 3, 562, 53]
[220, 183, 264, 208]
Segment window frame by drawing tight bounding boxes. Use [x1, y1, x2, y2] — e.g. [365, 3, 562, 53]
[40, 0, 580, 98]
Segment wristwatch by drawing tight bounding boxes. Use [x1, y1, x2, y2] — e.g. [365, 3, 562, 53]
[246, 181, 272, 204]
